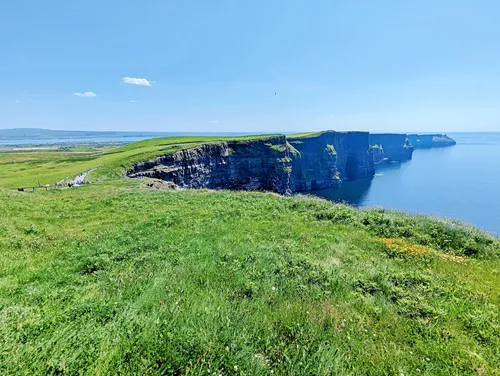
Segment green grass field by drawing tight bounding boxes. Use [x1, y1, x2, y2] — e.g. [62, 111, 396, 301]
[1, 137, 499, 375]
[0, 135, 279, 188]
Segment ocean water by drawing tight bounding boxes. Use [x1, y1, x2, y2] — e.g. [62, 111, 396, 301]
[312, 132, 500, 235]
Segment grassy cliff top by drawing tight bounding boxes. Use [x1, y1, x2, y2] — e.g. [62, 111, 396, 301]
[0, 130, 378, 188]
[0, 134, 281, 188]
[0, 134, 498, 374]
[287, 131, 326, 139]
[287, 130, 369, 140]
[0, 182, 499, 375]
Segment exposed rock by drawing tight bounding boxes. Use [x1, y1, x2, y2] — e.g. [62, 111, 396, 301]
[143, 179, 179, 190]
[337, 132, 376, 180]
[407, 134, 456, 148]
[369, 134, 414, 163]
[129, 136, 291, 195]
[370, 144, 385, 164]
[288, 131, 374, 191]
[128, 131, 375, 194]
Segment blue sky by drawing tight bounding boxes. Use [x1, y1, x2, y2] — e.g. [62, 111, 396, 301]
[1, 0, 499, 132]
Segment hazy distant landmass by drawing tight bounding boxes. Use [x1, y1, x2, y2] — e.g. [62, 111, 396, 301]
[0, 128, 254, 140]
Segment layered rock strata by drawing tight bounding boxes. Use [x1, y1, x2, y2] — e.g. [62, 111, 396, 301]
[369, 133, 414, 163]
[128, 131, 376, 194]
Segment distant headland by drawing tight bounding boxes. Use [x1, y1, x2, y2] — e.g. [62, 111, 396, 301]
[407, 133, 457, 148]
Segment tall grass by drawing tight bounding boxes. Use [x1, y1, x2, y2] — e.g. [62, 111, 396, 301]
[0, 135, 280, 188]
[1, 184, 499, 375]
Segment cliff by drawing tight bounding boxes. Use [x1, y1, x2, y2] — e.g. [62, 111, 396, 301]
[407, 134, 456, 148]
[369, 144, 385, 164]
[369, 133, 414, 163]
[127, 136, 291, 194]
[128, 131, 375, 194]
[288, 131, 374, 191]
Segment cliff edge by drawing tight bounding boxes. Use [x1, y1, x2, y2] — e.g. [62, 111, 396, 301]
[369, 134, 414, 164]
[127, 131, 456, 194]
[127, 135, 292, 194]
[127, 131, 375, 194]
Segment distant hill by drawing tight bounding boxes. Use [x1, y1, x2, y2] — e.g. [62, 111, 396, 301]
[0, 128, 253, 140]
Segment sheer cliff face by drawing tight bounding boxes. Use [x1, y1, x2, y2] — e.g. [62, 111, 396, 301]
[128, 132, 375, 194]
[127, 136, 291, 194]
[336, 132, 375, 180]
[287, 133, 340, 192]
[369, 134, 414, 163]
[288, 131, 375, 191]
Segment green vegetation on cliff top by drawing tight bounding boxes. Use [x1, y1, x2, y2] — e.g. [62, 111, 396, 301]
[0, 136, 499, 375]
[0, 134, 280, 188]
[287, 131, 326, 139]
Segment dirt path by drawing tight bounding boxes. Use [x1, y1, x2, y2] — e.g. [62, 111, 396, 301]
[70, 169, 96, 186]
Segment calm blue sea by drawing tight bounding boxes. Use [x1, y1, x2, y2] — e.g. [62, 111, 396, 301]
[312, 132, 500, 235]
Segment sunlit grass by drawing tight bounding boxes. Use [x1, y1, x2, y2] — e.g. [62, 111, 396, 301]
[0, 136, 499, 375]
[0, 134, 280, 188]
[1, 183, 499, 375]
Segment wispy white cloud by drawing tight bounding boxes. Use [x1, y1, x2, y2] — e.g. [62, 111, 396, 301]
[15, 100, 22, 103]
[122, 77, 153, 86]
[130, 100, 139, 103]
[74, 92, 97, 97]
[209, 120, 219, 124]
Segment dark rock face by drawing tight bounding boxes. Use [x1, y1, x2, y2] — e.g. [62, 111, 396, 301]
[407, 134, 456, 148]
[128, 132, 375, 194]
[339, 132, 376, 180]
[369, 134, 414, 163]
[128, 136, 291, 194]
[288, 132, 341, 192]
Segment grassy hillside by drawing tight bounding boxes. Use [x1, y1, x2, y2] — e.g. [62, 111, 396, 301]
[0, 136, 499, 375]
[0, 128, 260, 140]
[0, 135, 279, 188]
